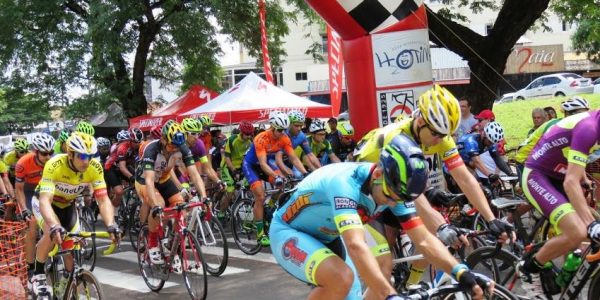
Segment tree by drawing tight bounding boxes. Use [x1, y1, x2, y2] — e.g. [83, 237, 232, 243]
[0, 0, 304, 118]
[553, 1, 600, 63]
[425, 0, 551, 112]
[0, 86, 51, 134]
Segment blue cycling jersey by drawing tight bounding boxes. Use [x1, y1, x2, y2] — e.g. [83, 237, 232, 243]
[456, 133, 497, 164]
[286, 129, 312, 154]
[273, 162, 416, 244]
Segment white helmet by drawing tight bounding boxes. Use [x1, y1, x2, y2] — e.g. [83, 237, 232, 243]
[561, 96, 589, 112]
[31, 133, 56, 152]
[309, 119, 326, 133]
[116, 130, 130, 142]
[483, 122, 504, 144]
[97, 137, 111, 148]
[269, 111, 290, 130]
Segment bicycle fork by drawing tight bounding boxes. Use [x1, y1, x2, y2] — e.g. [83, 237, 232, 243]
[189, 208, 217, 247]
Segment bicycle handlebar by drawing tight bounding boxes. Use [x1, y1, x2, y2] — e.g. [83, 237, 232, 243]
[48, 231, 119, 257]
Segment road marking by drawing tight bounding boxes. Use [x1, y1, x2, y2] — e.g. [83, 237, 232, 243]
[93, 266, 178, 292]
[103, 251, 250, 276]
[202, 247, 277, 264]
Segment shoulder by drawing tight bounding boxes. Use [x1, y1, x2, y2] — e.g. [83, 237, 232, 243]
[44, 155, 67, 175]
[87, 159, 104, 176]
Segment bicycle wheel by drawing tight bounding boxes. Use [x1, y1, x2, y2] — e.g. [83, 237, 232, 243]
[588, 270, 600, 299]
[136, 225, 168, 292]
[425, 283, 518, 299]
[465, 246, 523, 296]
[195, 216, 228, 276]
[45, 258, 68, 300]
[77, 218, 96, 271]
[181, 230, 208, 300]
[231, 198, 262, 255]
[128, 198, 142, 250]
[65, 269, 105, 300]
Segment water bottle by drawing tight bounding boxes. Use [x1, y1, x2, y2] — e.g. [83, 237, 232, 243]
[555, 250, 582, 288]
[399, 233, 412, 257]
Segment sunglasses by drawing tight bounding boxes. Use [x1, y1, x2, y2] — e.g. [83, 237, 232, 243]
[275, 128, 285, 132]
[76, 153, 94, 161]
[17, 151, 27, 155]
[39, 151, 54, 157]
[427, 125, 447, 139]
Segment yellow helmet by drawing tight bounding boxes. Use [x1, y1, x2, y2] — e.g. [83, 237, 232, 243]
[67, 132, 97, 155]
[417, 85, 461, 135]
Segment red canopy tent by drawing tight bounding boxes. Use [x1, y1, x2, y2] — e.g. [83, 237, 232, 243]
[129, 85, 218, 130]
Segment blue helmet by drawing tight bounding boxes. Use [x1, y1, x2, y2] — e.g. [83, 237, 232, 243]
[379, 134, 428, 201]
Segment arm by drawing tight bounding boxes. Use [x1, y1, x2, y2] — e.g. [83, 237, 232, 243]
[288, 152, 308, 174]
[15, 182, 25, 211]
[188, 164, 207, 198]
[404, 215, 459, 275]
[275, 152, 293, 176]
[306, 153, 322, 169]
[564, 163, 596, 225]
[490, 149, 513, 175]
[328, 152, 341, 163]
[0, 174, 8, 195]
[341, 228, 397, 298]
[118, 160, 134, 179]
[224, 155, 236, 173]
[95, 192, 116, 227]
[3, 175, 13, 196]
[414, 195, 446, 233]
[449, 165, 496, 221]
[470, 156, 494, 177]
[201, 161, 220, 183]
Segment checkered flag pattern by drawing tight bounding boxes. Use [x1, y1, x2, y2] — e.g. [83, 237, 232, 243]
[338, 0, 423, 33]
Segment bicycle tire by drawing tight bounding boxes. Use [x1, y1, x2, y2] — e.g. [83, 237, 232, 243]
[424, 283, 518, 300]
[128, 198, 142, 251]
[137, 225, 168, 292]
[195, 217, 228, 276]
[45, 257, 68, 300]
[231, 198, 262, 255]
[77, 218, 97, 272]
[181, 230, 208, 300]
[65, 269, 105, 300]
[588, 268, 600, 300]
[465, 245, 521, 294]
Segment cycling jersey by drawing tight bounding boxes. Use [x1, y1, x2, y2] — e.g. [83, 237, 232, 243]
[0, 160, 8, 175]
[286, 129, 312, 155]
[189, 139, 209, 164]
[104, 141, 136, 170]
[354, 118, 463, 190]
[53, 142, 64, 155]
[200, 131, 212, 151]
[137, 140, 195, 184]
[244, 130, 295, 165]
[37, 154, 107, 208]
[456, 133, 513, 178]
[515, 119, 561, 164]
[298, 136, 333, 159]
[222, 134, 251, 169]
[15, 153, 44, 189]
[3, 150, 20, 176]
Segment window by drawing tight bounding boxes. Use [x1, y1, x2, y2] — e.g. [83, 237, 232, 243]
[542, 77, 560, 86]
[295, 72, 307, 81]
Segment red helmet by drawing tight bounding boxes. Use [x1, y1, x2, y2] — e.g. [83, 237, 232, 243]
[239, 121, 254, 135]
[129, 127, 144, 142]
[150, 125, 162, 139]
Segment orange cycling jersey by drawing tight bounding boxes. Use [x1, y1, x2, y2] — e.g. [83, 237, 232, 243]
[15, 153, 44, 190]
[200, 131, 212, 151]
[244, 130, 294, 165]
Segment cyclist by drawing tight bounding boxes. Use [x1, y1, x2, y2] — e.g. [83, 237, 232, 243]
[242, 111, 308, 246]
[135, 121, 208, 265]
[96, 137, 112, 167]
[456, 122, 515, 187]
[53, 129, 71, 154]
[519, 110, 600, 298]
[306, 119, 341, 165]
[353, 85, 514, 285]
[198, 115, 214, 163]
[284, 110, 320, 171]
[5, 138, 30, 190]
[0, 144, 11, 196]
[180, 118, 222, 186]
[104, 129, 138, 209]
[15, 133, 55, 279]
[271, 134, 493, 300]
[219, 121, 254, 219]
[29, 132, 119, 297]
[335, 121, 356, 162]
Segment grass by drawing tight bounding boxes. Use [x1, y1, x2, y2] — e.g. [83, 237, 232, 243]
[494, 93, 600, 149]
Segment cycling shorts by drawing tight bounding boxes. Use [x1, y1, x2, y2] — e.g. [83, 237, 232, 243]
[31, 196, 79, 232]
[270, 217, 363, 299]
[521, 167, 576, 234]
[241, 159, 281, 190]
[105, 167, 127, 189]
[135, 178, 183, 207]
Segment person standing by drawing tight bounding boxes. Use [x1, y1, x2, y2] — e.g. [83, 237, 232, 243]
[527, 108, 548, 137]
[456, 98, 477, 138]
[326, 117, 341, 154]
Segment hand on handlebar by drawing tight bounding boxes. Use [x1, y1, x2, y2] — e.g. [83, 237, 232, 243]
[488, 218, 516, 244]
[107, 224, 122, 243]
[50, 224, 66, 245]
[436, 224, 469, 249]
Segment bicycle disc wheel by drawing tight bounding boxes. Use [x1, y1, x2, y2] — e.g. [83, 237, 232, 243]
[231, 198, 262, 255]
[77, 219, 96, 271]
[181, 230, 208, 300]
[66, 269, 105, 300]
[196, 217, 228, 276]
[137, 225, 168, 292]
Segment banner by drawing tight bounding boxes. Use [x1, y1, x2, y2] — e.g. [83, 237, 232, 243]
[258, 0, 274, 83]
[327, 26, 343, 117]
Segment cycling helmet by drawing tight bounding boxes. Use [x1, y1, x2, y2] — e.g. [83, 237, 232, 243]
[31, 133, 56, 152]
[14, 139, 29, 153]
[337, 122, 355, 137]
[75, 121, 95, 136]
[116, 130, 130, 142]
[483, 122, 504, 144]
[561, 96, 589, 112]
[162, 121, 186, 146]
[198, 115, 213, 127]
[239, 121, 254, 135]
[417, 85, 461, 135]
[97, 137, 111, 148]
[379, 134, 428, 201]
[288, 110, 306, 123]
[150, 125, 162, 139]
[67, 132, 97, 155]
[58, 129, 71, 142]
[269, 111, 290, 130]
[181, 118, 203, 133]
[309, 119, 326, 133]
[129, 127, 144, 142]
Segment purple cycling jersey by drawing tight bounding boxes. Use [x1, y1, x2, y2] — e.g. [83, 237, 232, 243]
[189, 139, 208, 162]
[525, 111, 600, 179]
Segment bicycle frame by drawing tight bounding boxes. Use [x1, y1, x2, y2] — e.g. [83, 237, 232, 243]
[187, 201, 217, 247]
[558, 243, 600, 299]
[156, 201, 204, 268]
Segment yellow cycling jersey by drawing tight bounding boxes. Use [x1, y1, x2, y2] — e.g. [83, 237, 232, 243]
[515, 119, 561, 164]
[353, 118, 464, 189]
[38, 154, 107, 208]
[0, 160, 8, 174]
[3, 150, 19, 175]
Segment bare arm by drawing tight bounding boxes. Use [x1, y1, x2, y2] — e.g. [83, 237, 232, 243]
[274, 152, 293, 176]
[286, 150, 308, 174]
[15, 182, 26, 211]
[328, 153, 341, 163]
[3, 176, 13, 196]
[405, 218, 459, 275]
[188, 164, 207, 198]
[258, 155, 279, 178]
[564, 163, 595, 225]
[470, 156, 493, 177]
[96, 193, 116, 227]
[306, 153, 321, 169]
[415, 196, 446, 233]
[118, 161, 134, 179]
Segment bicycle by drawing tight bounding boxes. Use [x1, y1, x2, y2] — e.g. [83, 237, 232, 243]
[74, 196, 97, 271]
[230, 178, 300, 255]
[118, 185, 142, 250]
[136, 201, 207, 300]
[212, 172, 249, 226]
[37, 231, 118, 300]
[398, 282, 518, 299]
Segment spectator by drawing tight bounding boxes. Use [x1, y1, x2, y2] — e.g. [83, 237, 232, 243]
[544, 106, 557, 119]
[527, 108, 548, 137]
[326, 117, 341, 154]
[471, 109, 495, 133]
[302, 117, 312, 134]
[456, 98, 478, 138]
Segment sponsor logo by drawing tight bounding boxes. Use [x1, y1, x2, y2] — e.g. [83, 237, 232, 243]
[404, 201, 416, 208]
[282, 237, 307, 266]
[338, 218, 361, 228]
[531, 137, 568, 160]
[282, 193, 314, 223]
[139, 118, 163, 128]
[334, 197, 357, 210]
[55, 183, 86, 196]
[573, 155, 586, 163]
[306, 259, 317, 283]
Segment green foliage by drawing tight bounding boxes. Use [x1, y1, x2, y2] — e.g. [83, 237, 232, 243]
[553, 0, 600, 63]
[0, 87, 51, 134]
[494, 93, 600, 148]
[62, 92, 117, 120]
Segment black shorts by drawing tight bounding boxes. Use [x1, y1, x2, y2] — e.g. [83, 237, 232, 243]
[105, 167, 126, 189]
[53, 203, 78, 231]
